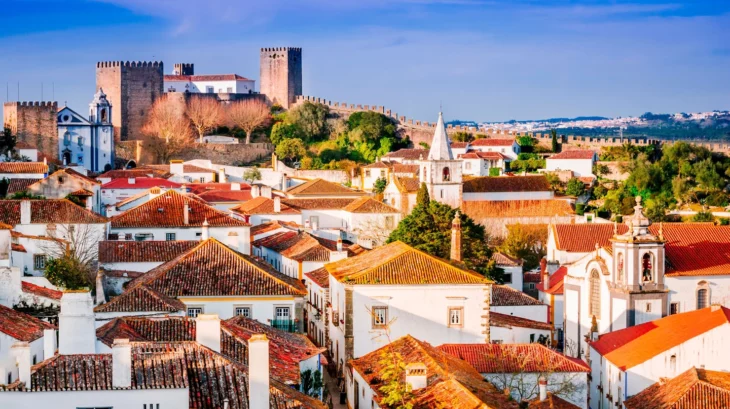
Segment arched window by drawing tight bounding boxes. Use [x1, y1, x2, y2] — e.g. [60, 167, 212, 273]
[642, 253, 653, 282]
[100, 108, 107, 122]
[442, 167, 451, 182]
[697, 281, 710, 309]
[590, 269, 601, 319]
[617, 253, 624, 283]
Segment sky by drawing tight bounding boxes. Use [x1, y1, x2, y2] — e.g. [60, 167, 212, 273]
[0, 0, 728, 122]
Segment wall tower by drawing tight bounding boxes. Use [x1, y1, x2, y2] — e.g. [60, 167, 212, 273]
[173, 63, 194, 76]
[3, 101, 58, 158]
[260, 47, 302, 109]
[95, 61, 164, 141]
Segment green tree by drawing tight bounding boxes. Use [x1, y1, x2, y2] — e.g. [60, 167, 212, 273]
[551, 129, 559, 153]
[565, 178, 585, 197]
[45, 256, 89, 290]
[243, 167, 262, 183]
[517, 136, 535, 153]
[275, 138, 307, 164]
[378, 350, 413, 409]
[347, 111, 396, 141]
[450, 131, 473, 142]
[270, 122, 301, 145]
[0, 126, 17, 158]
[692, 210, 715, 222]
[373, 177, 387, 194]
[499, 224, 546, 271]
[416, 182, 430, 208]
[288, 102, 329, 142]
[300, 369, 324, 398]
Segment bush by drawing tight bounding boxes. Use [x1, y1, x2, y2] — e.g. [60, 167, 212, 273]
[705, 192, 730, 207]
[576, 203, 585, 216]
[45, 256, 90, 290]
[719, 218, 730, 226]
[489, 167, 500, 177]
[565, 178, 585, 197]
[692, 211, 715, 222]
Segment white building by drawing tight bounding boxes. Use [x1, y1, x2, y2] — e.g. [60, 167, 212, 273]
[303, 268, 329, 348]
[537, 262, 567, 348]
[545, 150, 597, 178]
[165, 73, 255, 95]
[56, 89, 115, 173]
[490, 311, 552, 344]
[140, 161, 217, 183]
[382, 175, 420, 216]
[26, 168, 102, 213]
[461, 175, 555, 202]
[101, 176, 183, 206]
[469, 138, 521, 160]
[0, 161, 48, 180]
[417, 112, 463, 208]
[0, 304, 56, 386]
[623, 367, 730, 409]
[493, 252, 524, 293]
[459, 151, 510, 176]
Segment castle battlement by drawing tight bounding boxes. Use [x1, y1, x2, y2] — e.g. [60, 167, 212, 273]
[96, 61, 163, 68]
[261, 47, 302, 52]
[4, 101, 58, 108]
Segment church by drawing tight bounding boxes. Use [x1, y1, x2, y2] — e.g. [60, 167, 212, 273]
[57, 89, 115, 172]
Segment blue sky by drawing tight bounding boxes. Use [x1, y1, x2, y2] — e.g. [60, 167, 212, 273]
[1, 0, 728, 122]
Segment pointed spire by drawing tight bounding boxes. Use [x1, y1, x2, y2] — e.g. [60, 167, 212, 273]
[427, 112, 453, 161]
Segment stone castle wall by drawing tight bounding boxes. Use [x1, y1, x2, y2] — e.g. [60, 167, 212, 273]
[260, 48, 302, 109]
[96, 61, 164, 141]
[2, 101, 58, 158]
[117, 140, 273, 166]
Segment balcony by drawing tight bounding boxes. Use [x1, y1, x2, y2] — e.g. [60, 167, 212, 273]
[270, 319, 298, 333]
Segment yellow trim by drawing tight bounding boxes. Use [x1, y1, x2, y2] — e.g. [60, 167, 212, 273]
[298, 261, 303, 280]
[180, 296, 296, 302]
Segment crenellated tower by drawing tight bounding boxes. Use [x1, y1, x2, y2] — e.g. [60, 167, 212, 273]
[260, 47, 302, 109]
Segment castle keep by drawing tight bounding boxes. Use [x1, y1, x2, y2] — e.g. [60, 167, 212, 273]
[95, 61, 164, 141]
[3, 101, 58, 158]
[260, 47, 302, 109]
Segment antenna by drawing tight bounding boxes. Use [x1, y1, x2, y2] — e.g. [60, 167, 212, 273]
[17, 82, 19, 101]
[52, 82, 55, 101]
[41, 83, 43, 101]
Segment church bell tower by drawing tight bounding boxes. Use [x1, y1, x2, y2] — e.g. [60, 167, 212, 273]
[418, 112, 462, 208]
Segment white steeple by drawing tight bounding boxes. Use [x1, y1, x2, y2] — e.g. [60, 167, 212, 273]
[428, 112, 453, 161]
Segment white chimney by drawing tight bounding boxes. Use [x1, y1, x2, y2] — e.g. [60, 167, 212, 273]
[20, 200, 31, 225]
[201, 218, 209, 240]
[248, 334, 270, 409]
[273, 197, 281, 213]
[195, 314, 221, 352]
[281, 175, 288, 191]
[127, 177, 135, 185]
[0, 267, 20, 308]
[95, 270, 106, 305]
[170, 160, 184, 176]
[43, 328, 56, 359]
[11, 341, 31, 388]
[59, 292, 96, 354]
[538, 376, 547, 401]
[405, 363, 427, 391]
[85, 196, 93, 211]
[112, 338, 132, 388]
[336, 238, 343, 251]
[218, 168, 226, 183]
[183, 203, 190, 225]
[231, 182, 241, 191]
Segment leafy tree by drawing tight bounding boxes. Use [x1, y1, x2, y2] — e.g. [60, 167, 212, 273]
[0, 126, 17, 158]
[488, 167, 500, 177]
[288, 101, 329, 142]
[275, 138, 306, 163]
[378, 350, 413, 409]
[45, 256, 89, 290]
[300, 369, 324, 398]
[270, 122, 301, 145]
[644, 198, 668, 222]
[347, 111, 396, 141]
[243, 167, 262, 183]
[593, 163, 610, 177]
[551, 129, 559, 153]
[416, 182, 430, 208]
[565, 178, 585, 197]
[692, 210, 715, 222]
[450, 131, 473, 142]
[693, 158, 723, 191]
[499, 224, 546, 271]
[8, 191, 45, 199]
[373, 177, 387, 194]
[517, 136, 535, 153]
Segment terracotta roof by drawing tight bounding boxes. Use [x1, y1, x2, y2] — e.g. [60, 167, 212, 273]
[0, 303, 55, 342]
[286, 178, 363, 197]
[624, 367, 730, 409]
[255, 231, 363, 262]
[342, 196, 399, 213]
[164, 74, 252, 81]
[463, 200, 573, 220]
[195, 190, 252, 203]
[325, 241, 491, 285]
[549, 150, 596, 160]
[470, 138, 516, 147]
[450, 141, 469, 148]
[0, 199, 107, 225]
[94, 285, 186, 313]
[98, 168, 171, 179]
[69, 188, 93, 196]
[590, 306, 730, 370]
[363, 161, 391, 169]
[99, 240, 199, 263]
[492, 285, 544, 306]
[21, 281, 62, 300]
[187, 182, 252, 194]
[110, 190, 248, 228]
[304, 267, 330, 288]
[232, 196, 301, 215]
[12, 243, 26, 252]
[537, 266, 566, 295]
[552, 223, 730, 277]
[528, 393, 582, 409]
[524, 272, 542, 283]
[393, 176, 421, 193]
[141, 164, 216, 174]
[490, 312, 552, 330]
[392, 164, 419, 174]
[458, 151, 509, 160]
[101, 177, 182, 189]
[0, 162, 48, 174]
[438, 343, 590, 374]
[6, 178, 41, 194]
[250, 221, 285, 235]
[492, 252, 523, 266]
[382, 148, 429, 160]
[462, 175, 551, 193]
[283, 198, 357, 210]
[350, 335, 519, 409]
[101, 269, 144, 279]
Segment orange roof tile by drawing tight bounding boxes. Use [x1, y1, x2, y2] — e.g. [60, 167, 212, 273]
[101, 177, 182, 189]
[362, 161, 391, 169]
[458, 151, 510, 160]
[549, 150, 597, 160]
[141, 164, 215, 174]
[392, 163, 419, 174]
[536, 266, 567, 295]
[470, 138, 516, 147]
[490, 312, 552, 331]
[98, 168, 171, 179]
[528, 393, 581, 409]
[286, 178, 364, 197]
[624, 367, 730, 409]
[94, 285, 186, 313]
[250, 221, 285, 236]
[492, 252, 523, 266]
[231, 196, 301, 215]
[0, 199, 107, 225]
[438, 343, 590, 373]
[393, 176, 421, 193]
[462, 175, 551, 193]
[325, 241, 491, 285]
[195, 190, 252, 203]
[21, 281, 62, 301]
[382, 148, 429, 160]
[304, 267, 330, 288]
[0, 303, 55, 342]
[5, 178, 40, 194]
[342, 196, 399, 213]
[283, 198, 356, 210]
[0, 162, 48, 174]
[463, 200, 573, 220]
[187, 182, 252, 194]
[590, 306, 730, 370]
[492, 285, 544, 306]
[164, 73, 251, 81]
[99, 240, 198, 263]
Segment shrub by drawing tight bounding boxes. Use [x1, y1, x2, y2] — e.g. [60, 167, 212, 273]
[566, 178, 585, 197]
[576, 203, 585, 216]
[489, 167, 500, 177]
[692, 211, 715, 222]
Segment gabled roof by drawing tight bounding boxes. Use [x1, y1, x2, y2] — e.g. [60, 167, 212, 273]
[250, 220, 286, 235]
[548, 150, 596, 160]
[232, 196, 301, 215]
[0, 199, 107, 225]
[492, 252, 523, 267]
[304, 267, 330, 289]
[94, 284, 186, 313]
[438, 343, 590, 374]
[164, 74, 252, 81]
[57, 106, 91, 125]
[623, 367, 730, 409]
[393, 176, 421, 193]
[110, 190, 248, 228]
[537, 266, 567, 295]
[458, 151, 509, 160]
[283, 198, 357, 210]
[350, 335, 519, 409]
[187, 182, 252, 194]
[99, 240, 198, 263]
[285, 178, 364, 197]
[470, 138, 517, 147]
[254, 231, 364, 262]
[5, 178, 41, 194]
[342, 196, 399, 213]
[463, 200, 573, 220]
[21, 281, 62, 301]
[462, 175, 551, 193]
[98, 168, 172, 179]
[590, 306, 730, 371]
[101, 177, 182, 189]
[428, 112, 454, 160]
[362, 161, 391, 169]
[325, 241, 491, 285]
[195, 190, 252, 203]
[382, 148, 429, 160]
[0, 162, 48, 174]
[0, 303, 55, 342]
[450, 141, 469, 149]
[392, 163, 419, 174]
[490, 312, 552, 331]
[491, 285, 544, 306]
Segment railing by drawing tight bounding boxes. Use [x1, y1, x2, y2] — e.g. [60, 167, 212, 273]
[270, 319, 298, 333]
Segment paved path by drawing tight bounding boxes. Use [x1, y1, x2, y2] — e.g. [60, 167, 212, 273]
[324, 371, 346, 409]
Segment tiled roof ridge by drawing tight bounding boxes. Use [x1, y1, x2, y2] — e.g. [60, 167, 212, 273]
[94, 284, 186, 313]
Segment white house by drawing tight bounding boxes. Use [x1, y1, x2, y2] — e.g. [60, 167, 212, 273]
[164, 73, 256, 95]
[588, 305, 730, 409]
[493, 252, 524, 293]
[491, 284, 549, 323]
[459, 151, 510, 176]
[101, 177, 183, 206]
[188, 182, 252, 211]
[382, 175, 420, 216]
[140, 161, 217, 183]
[56, 89, 115, 172]
[469, 138, 521, 160]
[381, 148, 429, 164]
[490, 311, 552, 344]
[26, 168, 102, 213]
[359, 161, 390, 192]
[303, 267, 329, 348]
[96, 168, 172, 185]
[537, 262, 567, 348]
[545, 150, 597, 178]
[461, 175, 554, 202]
[0, 304, 56, 386]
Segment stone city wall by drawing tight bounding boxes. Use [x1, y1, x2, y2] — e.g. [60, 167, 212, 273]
[2, 101, 58, 158]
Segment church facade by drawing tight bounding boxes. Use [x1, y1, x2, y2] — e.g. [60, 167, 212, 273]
[57, 89, 115, 172]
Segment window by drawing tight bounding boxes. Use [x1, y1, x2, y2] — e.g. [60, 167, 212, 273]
[206, 86, 214, 93]
[226, 87, 233, 93]
[310, 216, 319, 228]
[442, 167, 451, 182]
[385, 216, 394, 229]
[365, 170, 371, 177]
[78, 136, 84, 147]
[275, 307, 291, 320]
[491, 340, 503, 344]
[134, 233, 154, 241]
[187, 307, 203, 318]
[530, 334, 536, 343]
[465, 162, 471, 170]
[34, 254, 47, 270]
[670, 354, 677, 372]
[235, 306, 251, 318]
[670, 302, 680, 315]
[7, 372, 11, 384]
[642, 253, 653, 282]
[125, 233, 133, 241]
[617, 253, 624, 283]
[372, 306, 388, 329]
[380, 170, 386, 177]
[590, 269, 601, 319]
[101, 109, 107, 122]
[32, 355, 37, 365]
[166, 233, 176, 241]
[697, 288, 709, 309]
[440, 189, 444, 199]
[646, 303, 651, 313]
[528, 283, 535, 290]
[448, 307, 463, 328]
[503, 273, 512, 284]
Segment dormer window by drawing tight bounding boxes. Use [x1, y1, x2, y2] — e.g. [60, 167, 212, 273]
[642, 253, 653, 282]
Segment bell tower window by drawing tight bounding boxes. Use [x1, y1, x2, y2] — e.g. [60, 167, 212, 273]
[590, 269, 601, 319]
[642, 253, 654, 282]
[101, 108, 107, 122]
[617, 253, 624, 283]
[442, 167, 451, 182]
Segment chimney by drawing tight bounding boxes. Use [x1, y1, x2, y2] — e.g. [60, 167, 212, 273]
[405, 363, 427, 391]
[59, 292, 96, 354]
[336, 238, 343, 251]
[546, 260, 560, 274]
[112, 338, 132, 388]
[170, 160, 184, 176]
[202, 218, 209, 240]
[251, 185, 260, 198]
[248, 334, 270, 409]
[85, 196, 93, 211]
[11, 341, 31, 388]
[231, 182, 241, 191]
[218, 168, 226, 183]
[450, 211, 462, 262]
[195, 314, 221, 352]
[0, 266, 21, 308]
[20, 200, 31, 225]
[282, 175, 288, 191]
[538, 376, 547, 401]
[95, 270, 106, 305]
[43, 328, 56, 359]
[128, 177, 135, 185]
[183, 203, 190, 225]
[273, 196, 281, 213]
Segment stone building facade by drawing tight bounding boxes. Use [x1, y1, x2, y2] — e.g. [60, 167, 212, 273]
[3, 101, 58, 158]
[95, 61, 164, 141]
[260, 47, 302, 108]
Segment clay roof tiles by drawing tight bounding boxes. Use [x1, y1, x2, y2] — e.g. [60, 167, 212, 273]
[458, 151, 510, 160]
[342, 196, 399, 213]
[462, 175, 552, 193]
[232, 196, 301, 215]
[0, 303, 55, 342]
[536, 266, 567, 295]
[285, 178, 363, 197]
[250, 221, 284, 235]
[304, 267, 330, 288]
[490, 312, 553, 331]
[470, 138, 516, 147]
[392, 164, 419, 174]
[0, 199, 107, 225]
[283, 198, 357, 210]
[325, 241, 491, 285]
[21, 281, 63, 301]
[141, 164, 216, 174]
[438, 343, 590, 374]
[623, 367, 730, 409]
[0, 162, 48, 174]
[492, 252, 523, 266]
[5, 178, 41, 194]
[94, 285, 186, 313]
[195, 190, 252, 203]
[491, 285, 544, 306]
[110, 190, 248, 228]
[164, 74, 251, 81]
[101, 177, 182, 189]
[98, 168, 172, 179]
[98, 240, 199, 263]
[549, 150, 596, 160]
[463, 200, 573, 220]
[382, 148, 429, 160]
[394, 176, 422, 193]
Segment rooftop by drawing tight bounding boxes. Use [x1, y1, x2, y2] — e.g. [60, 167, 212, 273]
[98, 240, 198, 263]
[458, 151, 510, 160]
[98, 168, 172, 180]
[195, 190, 252, 203]
[491, 285, 544, 306]
[623, 367, 730, 409]
[140, 163, 216, 174]
[492, 253, 523, 267]
[21, 281, 62, 301]
[438, 343, 590, 374]
[304, 267, 330, 289]
[490, 312, 552, 331]
[382, 148, 429, 160]
[536, 266, 567, 295]
[5, 178, 41, 195]
[232, 196, 301, 215]
[0, 162, 48, 174]
[0, 199, 107, 225]
[393, 176, 421, 193]
[0, 303, 55, 342]
[470, 138, 516, 147]
[463, 200, 573, 220]
[101, 177, 182, 189]
[548, 150, 597, 160]
[462, 175, 552, 193]
[285, 178, 364, 197]
[164, 74, 252, 82]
